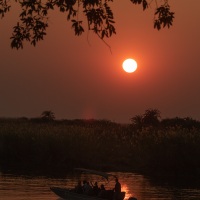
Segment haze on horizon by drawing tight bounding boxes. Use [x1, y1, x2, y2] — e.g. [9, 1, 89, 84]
[0, 0, 200, 123]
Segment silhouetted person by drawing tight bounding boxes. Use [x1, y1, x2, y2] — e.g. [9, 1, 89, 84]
[113, 178, 121, 200]
[92, 182, 99, 195]
[98, 184, 106, 198]
[100, 184, 105, 190]
[75, 181, 83, 193]
[83, 181, 92, 195]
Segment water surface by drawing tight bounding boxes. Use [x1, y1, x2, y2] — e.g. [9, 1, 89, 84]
[0, 172, 200, 200]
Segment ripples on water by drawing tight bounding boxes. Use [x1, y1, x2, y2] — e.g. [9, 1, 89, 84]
[0, 172, 200, 200]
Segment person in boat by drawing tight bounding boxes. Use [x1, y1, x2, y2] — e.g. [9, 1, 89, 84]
[113, 178, 121, 200]
[100, 184, 105, 190]
[91, 181, 100, 195]
[98, 184, 106, 198]
[83, 181, 92, 195]
[75, 181, 83, 193]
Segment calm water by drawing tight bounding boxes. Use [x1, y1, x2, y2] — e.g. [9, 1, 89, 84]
[0, 172, 200, 200]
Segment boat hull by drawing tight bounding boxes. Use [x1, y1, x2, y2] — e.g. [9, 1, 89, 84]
[50, 187, 125, 200]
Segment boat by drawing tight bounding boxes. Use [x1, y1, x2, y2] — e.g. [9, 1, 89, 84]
[50, 168, 126, 200]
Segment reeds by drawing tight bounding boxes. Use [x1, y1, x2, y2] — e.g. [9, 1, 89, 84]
[0, 118, 200, 177]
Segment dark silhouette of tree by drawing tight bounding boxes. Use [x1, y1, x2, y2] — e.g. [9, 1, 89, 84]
[0, 0, 174, 49]
[142, 108, 161, 127]
[41, 110, 55, 121]
[130, 114, 143, 129]
[161, 117, 200, 129]
[131, 108, 161, 128]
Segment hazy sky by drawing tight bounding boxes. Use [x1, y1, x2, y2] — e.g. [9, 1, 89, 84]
[1, 0, 200, 123]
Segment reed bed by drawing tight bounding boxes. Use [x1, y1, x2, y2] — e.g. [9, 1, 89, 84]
[0, 118, 200, 178]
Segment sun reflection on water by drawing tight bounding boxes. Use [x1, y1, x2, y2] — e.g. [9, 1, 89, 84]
[121, 184, 131, 199]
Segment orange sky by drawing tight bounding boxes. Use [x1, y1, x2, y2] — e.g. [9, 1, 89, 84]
[1, 0, 200, 123]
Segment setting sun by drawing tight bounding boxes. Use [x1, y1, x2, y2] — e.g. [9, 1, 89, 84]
[122, 58, 137, 73]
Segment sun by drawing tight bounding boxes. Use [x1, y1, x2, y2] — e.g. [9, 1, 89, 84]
[122, 58, 137, 73]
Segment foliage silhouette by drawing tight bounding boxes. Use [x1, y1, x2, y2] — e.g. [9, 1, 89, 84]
[161, 117, 200, 130]
[130, 114, 143, 130]
[0, 0, 174, 49]
[41, 110, 55, 121]
[131, 108, 161, 128]
[142, 108, 161, 127]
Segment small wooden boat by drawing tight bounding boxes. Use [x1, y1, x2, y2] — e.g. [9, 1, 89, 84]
[50, 168, 126, 200]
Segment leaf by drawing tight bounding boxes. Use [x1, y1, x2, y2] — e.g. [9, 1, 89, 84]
[142, 0, 148, 10]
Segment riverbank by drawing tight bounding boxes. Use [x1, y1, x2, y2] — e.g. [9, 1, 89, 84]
[1, 118, 200, 180]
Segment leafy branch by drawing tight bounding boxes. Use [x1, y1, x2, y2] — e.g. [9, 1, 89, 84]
[154, 1, 174, 30]
[0, 0, 175, 49]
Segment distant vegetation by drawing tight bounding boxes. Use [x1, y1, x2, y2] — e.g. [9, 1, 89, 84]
[0, 109, 200, 179]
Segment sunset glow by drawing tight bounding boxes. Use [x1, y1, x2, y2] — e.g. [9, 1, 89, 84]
[122, 59, 137, 73]
[1, 1, 200, 124]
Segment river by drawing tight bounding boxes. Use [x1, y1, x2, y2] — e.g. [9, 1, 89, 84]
[0, 172, 200, 200]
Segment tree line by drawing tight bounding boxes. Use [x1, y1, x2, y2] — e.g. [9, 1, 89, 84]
[28, 109, 200, 130]
[131, 109, 200, 130]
